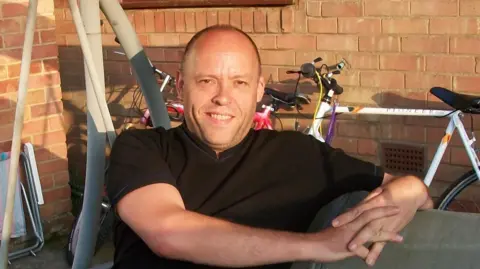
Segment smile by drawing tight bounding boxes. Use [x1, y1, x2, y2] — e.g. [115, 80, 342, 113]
[206, 113, 234, 121]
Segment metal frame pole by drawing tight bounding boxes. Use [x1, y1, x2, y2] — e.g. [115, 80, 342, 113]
[0, 0, 38, 268]
[71, 0, 107, 268]
[100, 0, 171, 129]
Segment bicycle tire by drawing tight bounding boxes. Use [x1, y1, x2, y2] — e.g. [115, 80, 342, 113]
[435, 168, 480, 210]
[65, 204, 115, 266]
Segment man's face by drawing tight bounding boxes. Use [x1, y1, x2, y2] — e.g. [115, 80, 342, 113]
[177, 31, 264, 153]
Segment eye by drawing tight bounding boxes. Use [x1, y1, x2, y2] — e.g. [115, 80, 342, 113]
[235, 80, 248, 86]
[199, 78, 213, 84]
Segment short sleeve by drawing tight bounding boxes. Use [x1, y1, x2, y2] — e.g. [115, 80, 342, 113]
[105, 128, 177, 208]
[310, 136, 385, 195]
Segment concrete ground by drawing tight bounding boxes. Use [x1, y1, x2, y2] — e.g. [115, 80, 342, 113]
[7, 236, 114, 269]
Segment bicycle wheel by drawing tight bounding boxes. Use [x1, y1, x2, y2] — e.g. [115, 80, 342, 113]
[65, 200, 115, 266]
[436, 168, 480, 212]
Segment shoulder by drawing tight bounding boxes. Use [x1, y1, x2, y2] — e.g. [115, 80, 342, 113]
[252, 129, 321, 153]
[110, 126, 179, 157]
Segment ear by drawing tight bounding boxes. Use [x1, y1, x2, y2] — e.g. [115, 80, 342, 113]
[176, 70, 185, 98]
[256, 75, 265, 103]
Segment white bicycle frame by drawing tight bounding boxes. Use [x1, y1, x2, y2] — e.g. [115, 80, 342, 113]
[309, 89, 480, 187]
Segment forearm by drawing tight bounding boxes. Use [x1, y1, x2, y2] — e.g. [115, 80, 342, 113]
[152, 210, 316, 267]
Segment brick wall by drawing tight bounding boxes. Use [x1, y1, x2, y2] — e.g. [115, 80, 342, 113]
[54, 1, 480, 205]
[1, 0, 71, 241]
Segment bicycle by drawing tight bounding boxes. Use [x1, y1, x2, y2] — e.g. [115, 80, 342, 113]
[291, 56, 480, 212]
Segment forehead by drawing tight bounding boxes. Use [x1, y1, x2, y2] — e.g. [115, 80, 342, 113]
[184, 31, 258, 74]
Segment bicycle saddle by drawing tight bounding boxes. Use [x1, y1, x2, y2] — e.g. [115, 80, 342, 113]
[430, 87, 480, 114]
[264, 87, 311, 106]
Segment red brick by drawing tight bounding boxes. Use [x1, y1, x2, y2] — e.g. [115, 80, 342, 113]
[150, 34, 180, 47]
[450, 37, 480, 54]
[277, 35, 316, 50]
[0, 109, 15, 125]
[2, 3, 28, 17]
[401, 36, 449, 53]
[460, 1, 480, 16]
[306, 1, 321, 16]
[427, 146, 450, 165]
[23, 119, 46, 135]
[340, 53, 379, 70]
[0, 66, 7, 80]
[380, 54, 424, 71]
[48, 115, 64, 131]
[40, 203, 55, 218]
[295, 51, 336, 67]
[338, 18, 381, 35]
[179, 34, 193, 45]
[26, 89, 46, 105]
[32, 44, 58, 59]
[251, 35, 276, 49]
[454, 76, 480, 93]
[430, 18, 478, 35]
[450, 147, 472, 166]
[241, 10, 253, 33]
[218, 10, 229, 25]
[184, 11, 195, 33]
[154, 11, 165, 32]
[426, 56, 475, 73]
[55, 199, 72, 215]
[359, 36, 399, 52]
[0, 49, 22, 64]
[427, 127, 462, 146]
[0, 124, 14, 142]
[206, 11, 217, 27]
[50, 145, 68, 160]
[381, 90, 427, 108]
[360, 71, 404, 89]
[43, 59, 59, 73]
[144, 11, 155, 32]
[28, 73, 61, 89]
[164, 48, 184, 62]
[294, 2, 307, 33]
[260, 50, 295, 66]
[174, 11, 186, 32]
[4, 32, 40, 47]
[230, 11, 241, 29]
[382, 19, 429, 34]
[262, 66, 278, 82]
[317, 34, 357, 51]
[322, 2, 361, 17]
[365, 0, 409, 16]
[0, 18, 22, 33]
[338, 121, 378, 139]
[477, 58, 480, 74]
[0, 78, 18, 93]
[40, 174, 54, 190]
[307, 18, 337, 33]
[195, 11, 207, 31]
[420, 2, 459, 16]
[164, 11, 175, 32]
[281, 7, 294, 33]
[8, 61, 42, 78]
[381, 124, 426, 143]
[134, 11, 146, 33]
[42, 185, 70, 203]
[253, 10, 267, 33]
[36, 15, 56, 30]
[331, 137, 357, 154]
[267, 9, 280, 33]
[40, 30, 56, 44]
[33, 130, 66, 147]
[30, 101, 63, 118]
[405, 73, 452, 90]
[358, 139, 378, 156]
[56, 20, 76, 34]
[0, 36, 3, 49]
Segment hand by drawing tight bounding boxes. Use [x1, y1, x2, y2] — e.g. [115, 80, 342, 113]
[330, 176, 430, 266]
[309, 204, 404, 263]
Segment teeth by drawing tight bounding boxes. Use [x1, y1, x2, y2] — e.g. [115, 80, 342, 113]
[210, 113, 232, 120]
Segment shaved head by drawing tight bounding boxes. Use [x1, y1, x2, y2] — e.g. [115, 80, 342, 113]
[180, 25, 262, 77]
[175, 25, 266, 154]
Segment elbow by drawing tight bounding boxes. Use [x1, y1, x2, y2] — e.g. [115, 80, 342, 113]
[145, 220, 190, 259]
[404, 175, 431, 209]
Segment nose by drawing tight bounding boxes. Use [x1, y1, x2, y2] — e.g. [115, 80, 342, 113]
[211, 81, 231, 106]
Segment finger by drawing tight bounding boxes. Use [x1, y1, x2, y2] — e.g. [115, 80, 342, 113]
[364, 187, 383, 202]
[332, 194, 389, 227]
[348, 243, 370, 260]
[365, 242, 386, 267]
[349, 206, 400, 231]
[349, 223, 403, 251]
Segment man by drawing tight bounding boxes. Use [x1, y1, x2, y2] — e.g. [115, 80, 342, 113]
[105, 25, 433, 269]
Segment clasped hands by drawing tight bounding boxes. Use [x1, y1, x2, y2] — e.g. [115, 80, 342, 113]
[321, 175, 433, 267]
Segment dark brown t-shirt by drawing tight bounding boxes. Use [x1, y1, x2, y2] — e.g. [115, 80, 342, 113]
[105, 124, 384, 269]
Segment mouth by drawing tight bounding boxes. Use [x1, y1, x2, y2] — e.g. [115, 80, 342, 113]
[206, 112, 234, 123]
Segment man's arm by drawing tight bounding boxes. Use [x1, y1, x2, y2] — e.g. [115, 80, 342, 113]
[116, 182, 403, 267]
[381, 172, 433, 210]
